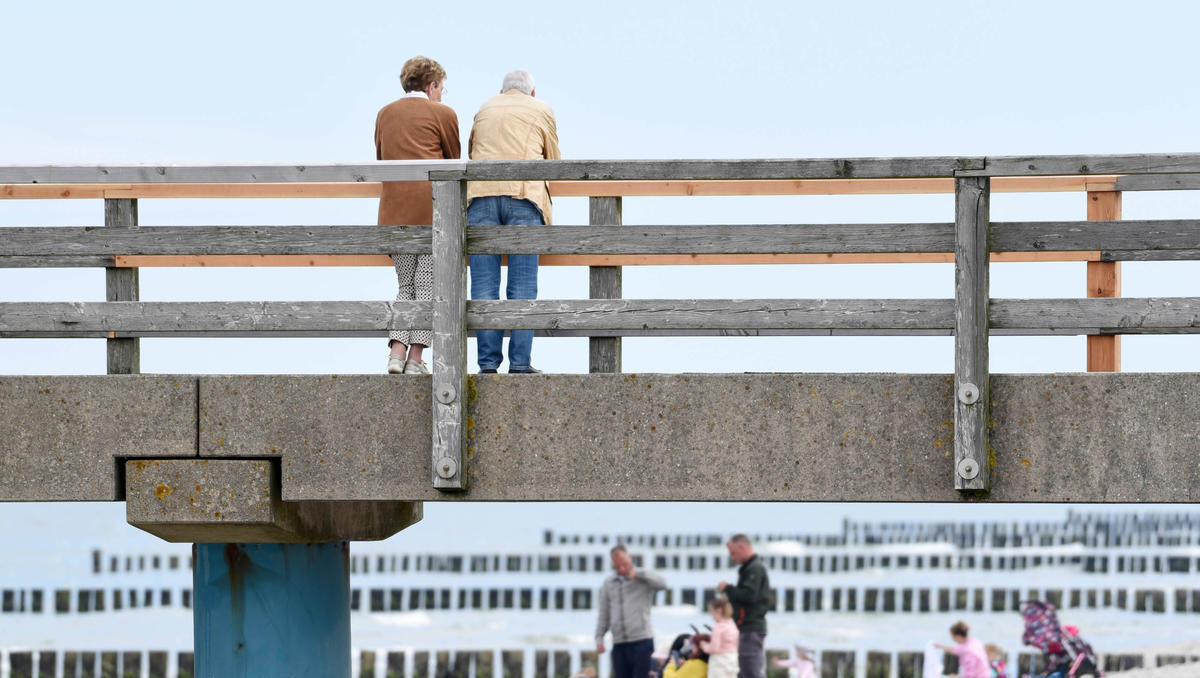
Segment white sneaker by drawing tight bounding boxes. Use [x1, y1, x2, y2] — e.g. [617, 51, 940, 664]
[387, 354, 406, 374]
[402, 359, 430, 375]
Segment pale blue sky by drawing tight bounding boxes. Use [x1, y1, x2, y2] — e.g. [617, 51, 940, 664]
[3, 0, 1200, 377]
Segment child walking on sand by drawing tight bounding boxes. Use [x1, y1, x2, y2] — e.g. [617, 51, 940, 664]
[984, 643, 1007, 678]
[934, 621, 990, 678]
[698, 596, 739, 678]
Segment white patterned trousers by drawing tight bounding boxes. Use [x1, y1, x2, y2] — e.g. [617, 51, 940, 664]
[390, 254, 433, 347]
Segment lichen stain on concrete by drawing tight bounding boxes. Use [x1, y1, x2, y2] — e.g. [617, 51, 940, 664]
[154, 484, 173, 501]
[1019, 458, 1032, 469]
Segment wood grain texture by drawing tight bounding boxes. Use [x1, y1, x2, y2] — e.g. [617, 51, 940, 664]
[961, 153, 1200, 177]
[430, 180, 467, 490]
[466, 299, 955, 331]
[953, 177, 991, 491]
[991, 298, 1200, 333]
[0, 301, 430, 336]
[0, 225, 432, 256]
[6, 298, 1199, 336]
[1113, 174, 1200, 192]
[7, 221, 1196, 260]
[588, 197, 622, 373]
[468, 223, 956, 254]
[430, 157, 986, 181]
[0, 161, 465, 184]
[548, 175, 1120, 197]
[104, 199, 139, 374]
[1087, 191, 1123, 372]
[992, 219, 1200, 254]
[1, 175, 1121, 200]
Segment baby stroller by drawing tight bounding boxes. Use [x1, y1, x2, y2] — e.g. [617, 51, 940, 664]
[1020, 600, 1102, 678]
[653, 626, 711, 678]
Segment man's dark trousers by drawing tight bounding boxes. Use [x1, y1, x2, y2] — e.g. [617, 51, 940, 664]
[738, 630, 766, 678]
[611, 638, 654, 678]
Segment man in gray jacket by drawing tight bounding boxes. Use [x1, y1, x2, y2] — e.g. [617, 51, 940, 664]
[595, 544, 668, 678]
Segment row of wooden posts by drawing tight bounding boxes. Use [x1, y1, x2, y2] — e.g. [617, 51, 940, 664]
[0, 646, 1192, 678]
[4, 156, 1200, 495]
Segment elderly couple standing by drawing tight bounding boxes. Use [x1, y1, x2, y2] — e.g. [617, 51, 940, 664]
[376, 56, 559, 375]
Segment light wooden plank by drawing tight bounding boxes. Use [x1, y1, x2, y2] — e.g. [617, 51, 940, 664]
[430, 180, 467, 491]
[430, 157, 987, 181]
[0, 161, 465, 184]
[549, 176, 1120, 197]
[1113, 175, 1200, 192]
[588, 197, 622, 373]
[953, 177, 990, 492]
[104, 199, 139, 375]
[104, 252, 1098, 268]
[961, 153, 1200, 177]
[0, 175, 1121, 200]
[1087, 191, 1123, 372]
[112, 254, 395, 267]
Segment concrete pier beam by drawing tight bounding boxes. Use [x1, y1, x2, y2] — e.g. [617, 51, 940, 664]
[125, 459, 421, 543]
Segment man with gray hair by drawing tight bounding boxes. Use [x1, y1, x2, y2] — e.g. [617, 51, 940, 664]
[595, 544, 667, 678]
[466, 70, 560, 374]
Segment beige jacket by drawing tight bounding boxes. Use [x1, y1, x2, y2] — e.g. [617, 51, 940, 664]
[467, 89, 560, 223]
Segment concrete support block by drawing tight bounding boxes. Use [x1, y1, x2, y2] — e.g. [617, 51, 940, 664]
[197, 373, 1200, 502]
[125, 459, 421, 542]
[0, 376, 195, 500]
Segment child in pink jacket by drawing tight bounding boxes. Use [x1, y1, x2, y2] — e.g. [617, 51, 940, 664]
[699, 596, 739, 678]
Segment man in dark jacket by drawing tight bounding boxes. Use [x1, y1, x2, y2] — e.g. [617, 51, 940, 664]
[718, 534, 770, 678]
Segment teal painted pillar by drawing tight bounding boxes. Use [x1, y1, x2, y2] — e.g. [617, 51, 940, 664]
[194, 543, 350, 678]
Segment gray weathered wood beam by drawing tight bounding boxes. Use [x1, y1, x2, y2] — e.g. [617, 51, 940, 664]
[0, 255, 116, 268]
[0, 225, 432, 257]
[0, 301, 430, 336]
[990, 298, 1200, 333]
[430, 180, 467, 491]
[430, 157, 986, 181]
[104, 199, 139, 374]
[0, 161, 464, 184]
[8, 220, 1200, 262]
[5, 298, 1200, 337]
[953, 177, 990, 492]
[959, 153, 1200, 177]
[589, 197, 622, 372]
[992, 219, 1200, 253]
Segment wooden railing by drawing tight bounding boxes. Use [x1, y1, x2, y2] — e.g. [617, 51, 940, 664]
[4, 154, 1200, 494]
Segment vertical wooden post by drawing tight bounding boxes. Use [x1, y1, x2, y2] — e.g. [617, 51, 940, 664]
[1087, 191, 1122, 372]
[431, 180, 467, 490]
[588, 197, 622, 373]
[953, 177, 990, 491]
[104, 198, 139, 374]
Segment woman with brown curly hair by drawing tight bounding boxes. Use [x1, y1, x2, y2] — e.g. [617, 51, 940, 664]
[375, 55, 461, 374]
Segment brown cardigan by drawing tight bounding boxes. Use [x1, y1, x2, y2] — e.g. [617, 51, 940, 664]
[375, 97, 461, 226]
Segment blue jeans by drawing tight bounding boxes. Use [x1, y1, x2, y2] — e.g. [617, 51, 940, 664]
[467, 196, 542, 371]
[611, 638, 654, 678]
